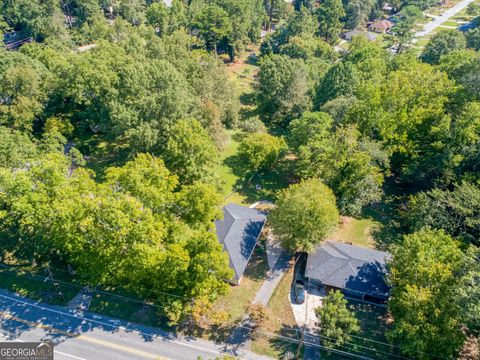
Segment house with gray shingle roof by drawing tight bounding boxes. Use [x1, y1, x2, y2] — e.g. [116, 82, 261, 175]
[215, 203, 266, 285]
[343, 30, 378, 42]
[305, 241, 391, 302]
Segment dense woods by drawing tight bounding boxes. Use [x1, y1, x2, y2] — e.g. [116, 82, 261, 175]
[0, 0, 479, 358]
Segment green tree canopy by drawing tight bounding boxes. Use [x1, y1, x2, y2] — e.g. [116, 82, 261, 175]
[421, 29, 466, 64]
[162, 119, 220, 184]
[466, 27, 480, 51]
[388, 229, 467, 359]
[406, 182, 480, 246]
[316, 0, 346, 44]
[192, 4, 232, 53]
[346, 61, 458, 186]
[345, 0, 375, 30]
[237, 133, 287, 173]
[292, 121, 386, 215]
[0, 126, 38, 168]
[0, 150, 231, 324]
[256, 54, 311, 126]
[269, 178, 339, 252]
[315, 290, 360, 348]
[394, 5, 423, 52]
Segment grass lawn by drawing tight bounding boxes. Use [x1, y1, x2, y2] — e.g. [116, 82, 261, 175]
[0, 265, 78, 306]
[251, 267, 302, 359]
[214, 129, 247, 205]
[414, 38, 431, 47]
[0, 263, 169, 328]
[226, 46, 259, 96]
[228, 61, 258, 96]
[212, 246, 269, 324]
[88, 287, 167, 328]
[441, 20, 460, 27]
[330, 217, 379, 249]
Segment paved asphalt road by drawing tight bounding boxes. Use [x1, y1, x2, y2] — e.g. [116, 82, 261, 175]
[414, 0, 477, 38]
[0, 289, 273, 360]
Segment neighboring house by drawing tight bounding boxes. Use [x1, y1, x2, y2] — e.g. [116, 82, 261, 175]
[305, 241, 391, 303]
[215, 203, 266, 285]
[369, 19, 394, 33]
[343, 30, 378, 42]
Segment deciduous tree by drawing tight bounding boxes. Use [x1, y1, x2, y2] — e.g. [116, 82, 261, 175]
[421, 29, 466, 64]
[315, 290, 360, 348]
[256, 54, 311, 126]
[269, 178, 339, 252]
[388, 229, 467, 359]
[162, 119, 219, 184]
[237, 133, 286, 174]
[316, 0, 345, 44]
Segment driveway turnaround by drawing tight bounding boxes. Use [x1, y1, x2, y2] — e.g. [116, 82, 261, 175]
[0, 289, 273, 360]
[414, 0, 477, 38]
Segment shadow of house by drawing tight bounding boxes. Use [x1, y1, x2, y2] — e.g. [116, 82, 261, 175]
[215, 203, 266, 285]
[304, 241, 391, 303]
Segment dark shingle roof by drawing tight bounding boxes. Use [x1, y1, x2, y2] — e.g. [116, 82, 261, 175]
[344, 30, 377, 41]
[215, 203, 266, 281]
[305, 241, 391, 299]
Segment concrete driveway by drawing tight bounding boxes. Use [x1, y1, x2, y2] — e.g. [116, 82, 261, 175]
[290, 287, 325, 332]
[290, 286, 325, 360]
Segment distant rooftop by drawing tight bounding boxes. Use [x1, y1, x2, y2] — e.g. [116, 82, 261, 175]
[215, 203, 266, 282]
[344, 30, 377, 41]
[306, 241, 391, 300]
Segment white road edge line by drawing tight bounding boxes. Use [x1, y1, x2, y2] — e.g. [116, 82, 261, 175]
[54, 350, 88, 360]
[0, 293, 224, 357]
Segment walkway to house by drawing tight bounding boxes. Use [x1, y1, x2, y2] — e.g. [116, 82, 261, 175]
[225, 229, 291, 350]
[253, 233, 291, 306]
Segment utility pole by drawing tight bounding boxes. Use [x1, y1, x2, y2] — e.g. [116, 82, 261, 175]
[46, 265, 65, 302]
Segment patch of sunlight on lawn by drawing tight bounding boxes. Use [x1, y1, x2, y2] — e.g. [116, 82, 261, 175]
[331, 216, 379, 248]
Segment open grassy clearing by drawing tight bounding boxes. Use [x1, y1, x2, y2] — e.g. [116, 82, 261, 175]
[330, 217, 379, 248]
[215, 130, 247, 205]
[215, 131, 296, 206]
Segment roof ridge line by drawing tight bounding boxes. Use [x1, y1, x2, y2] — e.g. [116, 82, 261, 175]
[327, 241, 354, 260]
